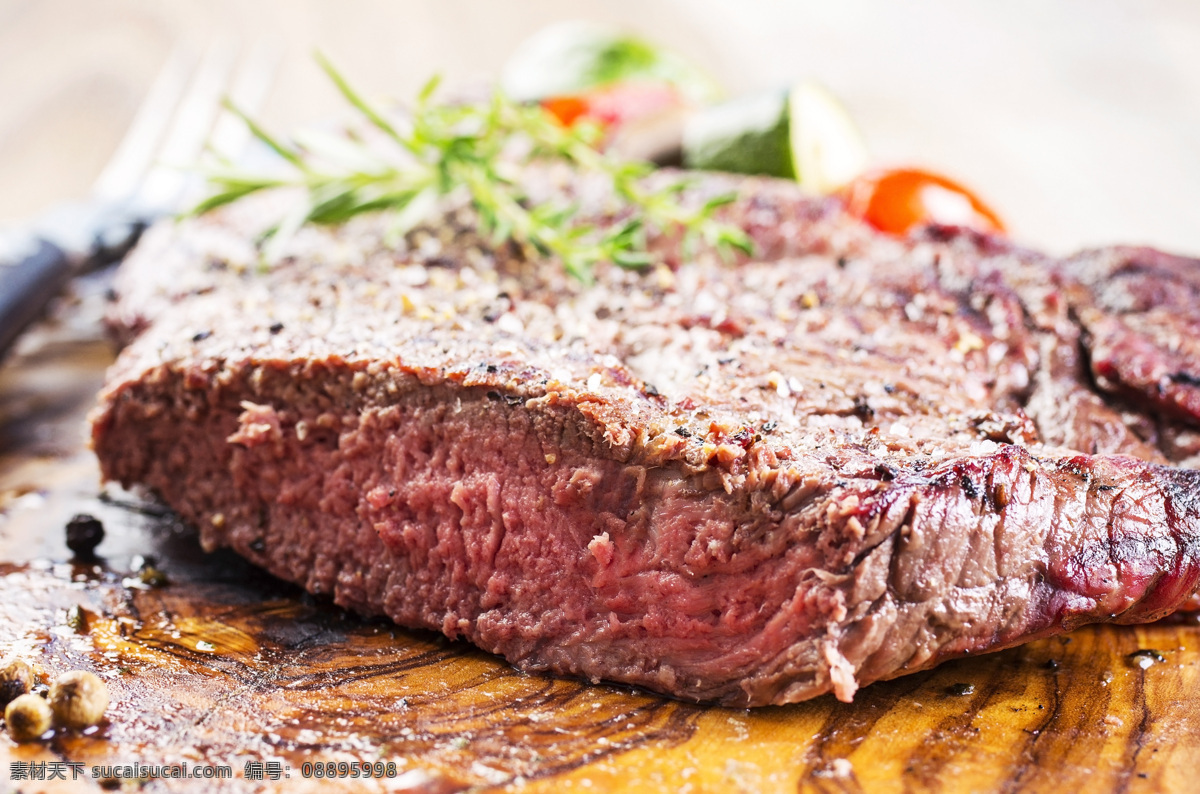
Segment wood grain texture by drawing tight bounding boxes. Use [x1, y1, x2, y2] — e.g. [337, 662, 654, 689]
[2, 512, 1199, 792]
[1, 278, 1200, 793]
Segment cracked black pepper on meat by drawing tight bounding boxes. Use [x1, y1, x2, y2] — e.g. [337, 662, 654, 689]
[90, 172, 1200, 706]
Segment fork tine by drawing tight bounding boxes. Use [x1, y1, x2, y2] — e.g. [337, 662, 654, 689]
[91, 46, 199, 205]
[207, 37, 284, 165]
[0, 37, 280, 359]
[135, 37, 239, 213]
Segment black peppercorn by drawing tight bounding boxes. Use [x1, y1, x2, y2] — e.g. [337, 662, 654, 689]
[65, 514, 105, 559]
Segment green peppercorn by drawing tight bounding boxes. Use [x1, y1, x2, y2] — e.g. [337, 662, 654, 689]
[65, 605, 87, 633]
[137, 566, 169, 587]
[48, 670, 109, 729]
[5, 694, 52, 742]
[0, 659, 34, 707]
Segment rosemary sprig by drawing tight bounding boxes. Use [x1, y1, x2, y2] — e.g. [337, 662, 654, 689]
[196, 54, 753, 281]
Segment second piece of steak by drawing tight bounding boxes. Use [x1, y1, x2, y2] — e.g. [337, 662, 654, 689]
[91, 176, 1200, 706]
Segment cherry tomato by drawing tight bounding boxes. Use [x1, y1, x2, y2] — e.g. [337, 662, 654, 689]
[541, 82, 685, 129]
[841, 168, 1006, 236]
[540, 95, 591, 127]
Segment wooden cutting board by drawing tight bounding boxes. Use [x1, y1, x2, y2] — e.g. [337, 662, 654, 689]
[2, 293, 1199, 793]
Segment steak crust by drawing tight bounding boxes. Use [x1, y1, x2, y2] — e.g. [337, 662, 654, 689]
[91, 175, 1200, 706]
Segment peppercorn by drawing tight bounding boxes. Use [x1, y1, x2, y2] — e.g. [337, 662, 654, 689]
[65, 514, 105, 559]
[48, 671, 109, 729]
[137, 566, 169, 587]
[0, 659, 34, 707]
[65, 605, 87, 632]
[5, 694, 52, 742]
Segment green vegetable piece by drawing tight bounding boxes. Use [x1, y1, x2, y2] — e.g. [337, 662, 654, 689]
[195, 55, 753, 283]
[683, 89, 794, 179]
[683, 82, 868, 194]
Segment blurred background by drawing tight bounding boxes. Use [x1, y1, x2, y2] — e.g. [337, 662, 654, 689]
[1, 0, 1198, 255]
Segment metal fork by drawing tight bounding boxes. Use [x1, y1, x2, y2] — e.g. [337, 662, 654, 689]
[0, 37, 281, 359]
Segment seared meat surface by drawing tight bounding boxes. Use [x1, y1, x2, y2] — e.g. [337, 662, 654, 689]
[92, 174, 1200, 706]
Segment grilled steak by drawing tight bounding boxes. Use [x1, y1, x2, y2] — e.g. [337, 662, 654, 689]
[91, 174, 1200, 706]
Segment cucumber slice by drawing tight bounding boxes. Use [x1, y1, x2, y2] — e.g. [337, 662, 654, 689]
[683, 81, 868, 193]
[682, 89, 794, 179]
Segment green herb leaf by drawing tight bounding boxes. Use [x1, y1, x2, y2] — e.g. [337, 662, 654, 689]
[196, 55, 755, 281]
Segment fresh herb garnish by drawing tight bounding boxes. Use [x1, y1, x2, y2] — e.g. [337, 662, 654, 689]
[196, 53, 753, 282]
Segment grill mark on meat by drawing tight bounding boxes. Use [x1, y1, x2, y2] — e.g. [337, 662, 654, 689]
[1169, 371, 1200, 388]
[901, 230, 1196, 464]
[960, 474, 980, 500]
[1060, 248, 1200, 434]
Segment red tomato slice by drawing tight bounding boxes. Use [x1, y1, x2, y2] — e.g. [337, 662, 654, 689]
[541, 82, 685, 129]
[541, 95, 591, 127]
[841, 168, 1006, 236]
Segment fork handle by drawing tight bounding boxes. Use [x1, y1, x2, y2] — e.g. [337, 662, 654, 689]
[0, 202, 149, 360]
[0, 234, 72, 358]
